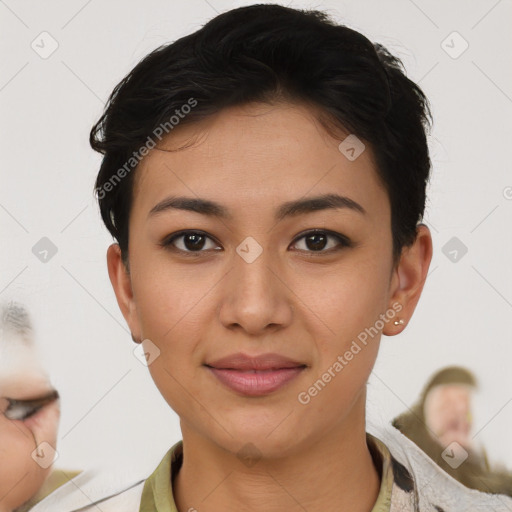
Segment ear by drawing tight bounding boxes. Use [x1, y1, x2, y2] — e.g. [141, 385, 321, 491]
[383, 224, 433, 336]
[106, 243, 141, 343]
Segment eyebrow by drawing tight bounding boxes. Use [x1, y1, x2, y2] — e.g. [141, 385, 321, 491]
[148, 193, 366, 221]
[6, 390, 59, 406]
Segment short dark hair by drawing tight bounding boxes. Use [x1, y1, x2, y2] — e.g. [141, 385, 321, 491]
[90, 3, 432, 262]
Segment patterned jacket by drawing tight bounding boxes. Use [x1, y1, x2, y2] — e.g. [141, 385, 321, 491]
[28, 423, 512, 511]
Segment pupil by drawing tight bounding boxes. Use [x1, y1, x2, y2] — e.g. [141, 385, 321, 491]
[185, 233, 205, 251]
[306, 233, 327, 251]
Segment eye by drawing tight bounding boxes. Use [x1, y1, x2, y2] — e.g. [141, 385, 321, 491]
[5, 402, 43, 421]
[161, 229, 351, 255]
[2, 390, 59, 421]
[290, 229, 351, 253]
[162, 230, 222, 254]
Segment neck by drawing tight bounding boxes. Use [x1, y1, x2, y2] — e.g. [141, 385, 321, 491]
[173, 400, 380, 512]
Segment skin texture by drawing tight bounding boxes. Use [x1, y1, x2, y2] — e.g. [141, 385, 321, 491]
[424, 384, 474, 449]
[0, 337, 60, 512]
[108, 101, 432, 512]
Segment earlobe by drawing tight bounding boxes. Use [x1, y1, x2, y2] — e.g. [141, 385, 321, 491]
[383, 224, 433, 336]
[106, 244, 141, 341]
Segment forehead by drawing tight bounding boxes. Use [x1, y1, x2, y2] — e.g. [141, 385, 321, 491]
[132, 101, 389, 221]
[426, 384, 473, 404]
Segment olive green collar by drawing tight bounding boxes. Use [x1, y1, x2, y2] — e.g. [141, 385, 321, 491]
[139, 435, 394, 512]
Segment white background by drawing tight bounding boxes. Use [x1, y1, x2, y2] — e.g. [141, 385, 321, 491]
[1, 0, 511, 474]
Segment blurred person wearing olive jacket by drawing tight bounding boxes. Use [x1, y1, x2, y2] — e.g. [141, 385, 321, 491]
[392, 366, 512, 496]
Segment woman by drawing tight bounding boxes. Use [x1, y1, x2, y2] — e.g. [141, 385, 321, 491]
[31, 4, 512, 511]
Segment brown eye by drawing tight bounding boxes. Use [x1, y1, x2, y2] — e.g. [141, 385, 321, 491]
[304, 233, 329, 251]
[163, 231, 222, 253]
[180, 233, 207, 251]
[291, 230, 351, 253]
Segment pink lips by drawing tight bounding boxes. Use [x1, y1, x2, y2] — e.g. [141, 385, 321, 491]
[205, 352, 306, 397]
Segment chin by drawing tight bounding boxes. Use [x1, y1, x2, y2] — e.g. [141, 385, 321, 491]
[208, 418, 309, 461]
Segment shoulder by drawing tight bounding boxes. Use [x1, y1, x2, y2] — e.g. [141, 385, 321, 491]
[368, 422, 512, 512]
[27, 465, 147, 512]
[16, 469, 82, 512]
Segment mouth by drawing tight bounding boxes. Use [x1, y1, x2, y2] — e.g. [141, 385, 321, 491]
[204, 352, 307, 396]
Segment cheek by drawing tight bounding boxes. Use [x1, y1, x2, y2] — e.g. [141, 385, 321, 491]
[135, 282, 208, 355]
[303, 325, 381, 415]
[0, 419, 50, 507]
[425, 403, 442, 431]
[131, 250, 215, 334]
[293, 256, 391, 411]
[303, 259, 392, 355]
[130, 255, 220, 410]
[24, 402, 60, 447]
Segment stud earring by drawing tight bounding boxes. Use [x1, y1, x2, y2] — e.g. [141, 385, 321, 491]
[393, 319, 405, 326]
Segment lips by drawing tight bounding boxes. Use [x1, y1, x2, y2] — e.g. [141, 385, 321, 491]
[206, 352, 305, 371]
[205, 352, 306, 396]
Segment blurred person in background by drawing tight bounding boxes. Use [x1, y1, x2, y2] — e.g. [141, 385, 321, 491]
[393, 366, 512, 496]
[0, 303, 79, 512]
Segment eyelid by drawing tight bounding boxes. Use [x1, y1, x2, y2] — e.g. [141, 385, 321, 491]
[291, 228, 351, 244]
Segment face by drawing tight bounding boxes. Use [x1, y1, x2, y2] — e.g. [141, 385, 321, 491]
[0, 334, 60, 512]
[424, 384, 473, 449]
[109, 101, 431, 458]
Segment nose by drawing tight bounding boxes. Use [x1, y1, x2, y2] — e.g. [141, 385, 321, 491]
[218, 248, 294, 336]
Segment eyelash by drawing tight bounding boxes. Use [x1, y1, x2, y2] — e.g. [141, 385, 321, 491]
[161, 229, 352, 256]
